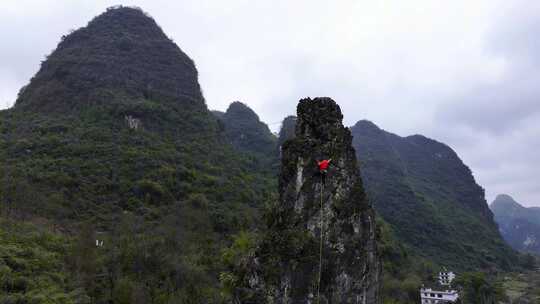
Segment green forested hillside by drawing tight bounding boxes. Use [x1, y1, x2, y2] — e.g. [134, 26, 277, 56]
[351, 120, 517, 271]
[0, 6, 274, 302]
[0, 220, 82, 303]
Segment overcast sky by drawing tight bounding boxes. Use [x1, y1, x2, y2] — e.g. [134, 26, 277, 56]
[1, 1, 539, 206]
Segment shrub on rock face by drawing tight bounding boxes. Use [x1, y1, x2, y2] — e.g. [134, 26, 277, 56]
[133, 179, 173, 205]
[186, 193, 209, 209]
[0, 220, 79, 303]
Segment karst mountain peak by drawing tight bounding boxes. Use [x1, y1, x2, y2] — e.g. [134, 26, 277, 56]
[15, 6, 204, 113]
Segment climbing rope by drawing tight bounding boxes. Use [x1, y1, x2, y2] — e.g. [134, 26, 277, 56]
[317, 177, 324, 303]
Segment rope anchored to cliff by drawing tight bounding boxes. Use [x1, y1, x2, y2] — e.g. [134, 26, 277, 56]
[317, 178, 324, 304]
[316, 159, 331, 303]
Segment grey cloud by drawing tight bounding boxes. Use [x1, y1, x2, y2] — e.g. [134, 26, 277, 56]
[426, 1, 540, 206]
[437, 1, 540, 134]
[0, 0, 539, 206]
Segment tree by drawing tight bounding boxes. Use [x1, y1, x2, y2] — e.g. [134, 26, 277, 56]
[454, 272, 507, 304]
[68, 221, 99, 299]
[0, 169, 34, 220]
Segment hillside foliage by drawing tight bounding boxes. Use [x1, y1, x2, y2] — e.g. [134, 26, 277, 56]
[350, 120, 518, 271]
[0, 6, 275, 303]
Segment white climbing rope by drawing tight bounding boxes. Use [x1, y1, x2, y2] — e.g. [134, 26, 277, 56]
[317, 176, 324, 304]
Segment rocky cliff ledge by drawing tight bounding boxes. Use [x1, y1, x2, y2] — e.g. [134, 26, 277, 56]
[237, 97, 380, 304]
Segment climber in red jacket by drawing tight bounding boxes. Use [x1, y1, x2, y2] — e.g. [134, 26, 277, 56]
[317, 158, 331, 184]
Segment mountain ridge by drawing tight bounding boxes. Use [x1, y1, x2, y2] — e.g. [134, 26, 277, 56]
[351, 119, 516, 270]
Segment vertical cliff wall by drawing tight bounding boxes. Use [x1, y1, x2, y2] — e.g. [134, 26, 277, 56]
[238, 97, 380, 304]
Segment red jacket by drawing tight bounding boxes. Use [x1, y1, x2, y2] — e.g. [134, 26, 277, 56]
[318, 160, 330, 171]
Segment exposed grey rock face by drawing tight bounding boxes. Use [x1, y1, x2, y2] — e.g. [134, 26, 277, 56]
[124, 115, 141, 129]
[237, 97, 380, 304]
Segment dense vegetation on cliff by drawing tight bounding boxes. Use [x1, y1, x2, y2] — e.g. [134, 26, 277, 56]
[0, 220, 83, 303]
[0, 6, 274, 303]
[350, 120, 517, 271]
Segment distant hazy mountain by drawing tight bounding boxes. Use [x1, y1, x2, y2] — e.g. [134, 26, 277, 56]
[491, 194, 540, 253]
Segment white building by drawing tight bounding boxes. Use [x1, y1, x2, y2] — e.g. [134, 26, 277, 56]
[420, 288, 459, 304]
[438, 271, 455, 286]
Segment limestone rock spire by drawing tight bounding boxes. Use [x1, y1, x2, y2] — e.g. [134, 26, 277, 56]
[238, 97, 381, 304]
